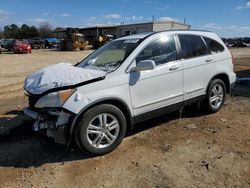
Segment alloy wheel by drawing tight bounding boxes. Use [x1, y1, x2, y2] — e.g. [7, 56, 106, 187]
[86, 113, 120, 149]
[209, 84, 224, 109]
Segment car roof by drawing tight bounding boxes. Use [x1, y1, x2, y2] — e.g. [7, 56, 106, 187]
[117, 30, 215, 41]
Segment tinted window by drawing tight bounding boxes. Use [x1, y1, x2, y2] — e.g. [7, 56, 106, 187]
[178, 35, 209, 59]
[136, 36, 177, 66]
[203, 37, 224, 53]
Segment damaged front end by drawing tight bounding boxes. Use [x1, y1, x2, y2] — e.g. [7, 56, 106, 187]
[23, 83, 77, 144]
[23, 92, 76, 144]
[22, 63, 106, 145]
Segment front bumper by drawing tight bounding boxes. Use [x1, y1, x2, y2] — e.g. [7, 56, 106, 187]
[23, 107, 74, 144]
[23, 108, 38, 119]
[230, 81, 236, 92]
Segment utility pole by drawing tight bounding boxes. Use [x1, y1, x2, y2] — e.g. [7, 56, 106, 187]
[152, 15, 155, 22]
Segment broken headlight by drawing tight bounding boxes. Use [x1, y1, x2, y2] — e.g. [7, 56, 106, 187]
[35, 89, 76, 108]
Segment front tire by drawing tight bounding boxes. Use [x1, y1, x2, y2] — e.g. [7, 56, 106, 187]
[203, 79, 226, 113]
[75, 104, 127, 155]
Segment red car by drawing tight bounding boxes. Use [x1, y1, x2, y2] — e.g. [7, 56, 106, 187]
[13, 41, 32, 54]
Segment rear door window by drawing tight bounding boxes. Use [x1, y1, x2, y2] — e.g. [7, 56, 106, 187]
[203, 37, 224, 53]
[178, 35, 209, 59]
[136, 36, 177, 66]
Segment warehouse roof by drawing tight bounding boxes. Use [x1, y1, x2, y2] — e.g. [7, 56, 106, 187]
[78, 21, 190, 30]
[118, 21, 190, 27]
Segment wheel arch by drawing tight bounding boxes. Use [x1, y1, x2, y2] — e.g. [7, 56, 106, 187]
[207, 73, 230, 93]
[67, 98, 133, 145]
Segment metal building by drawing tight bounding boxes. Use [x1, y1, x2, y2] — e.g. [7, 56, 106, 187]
[78, 26, 117, 45]
[116, 21, 191, 37]
[52, 21, 190, 46]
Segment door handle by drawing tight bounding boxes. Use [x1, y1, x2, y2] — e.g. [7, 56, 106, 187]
[206, 58, 213, 62]
[169, 66, 179, 71]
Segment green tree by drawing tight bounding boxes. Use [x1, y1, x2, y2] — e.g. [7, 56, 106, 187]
[29, 26, 39, 38]
[3, 24, 20, 38]
[9, 24, 19, 38]
[20, 24, 30, 38]
[3, 25, 11, 38]
[3, 24, 39, 39]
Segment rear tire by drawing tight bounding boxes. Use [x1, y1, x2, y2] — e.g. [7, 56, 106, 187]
[203, 79, 226, 113]
[74, 104, 127, 155]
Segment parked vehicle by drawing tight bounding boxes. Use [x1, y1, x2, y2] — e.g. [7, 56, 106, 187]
[2, 39, 15, 51]
[93, 34, 114, 49]
[44, 38, 59, 48]
[23, 30, 236, 155]
[0, 39, 4, 52]
[30, 38, 45, 49]
[0, 39, 4, 47]
[60, 28, 88, 51]
[13, 40, 32, 53]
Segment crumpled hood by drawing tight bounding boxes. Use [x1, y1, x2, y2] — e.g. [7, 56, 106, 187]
[24, 63, 106, 95]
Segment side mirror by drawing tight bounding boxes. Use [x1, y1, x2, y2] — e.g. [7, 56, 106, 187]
[130, 60, 156, 72]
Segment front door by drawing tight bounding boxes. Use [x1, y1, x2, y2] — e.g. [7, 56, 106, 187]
[129, 35, 183, 117]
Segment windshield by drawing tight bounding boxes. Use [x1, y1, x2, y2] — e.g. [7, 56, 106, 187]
[78, 39, 141, 72]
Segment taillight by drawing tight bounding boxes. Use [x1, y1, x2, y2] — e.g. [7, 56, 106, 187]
[230, 51, 236, 64]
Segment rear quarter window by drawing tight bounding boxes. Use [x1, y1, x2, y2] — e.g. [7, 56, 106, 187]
[178, 35, 209, 59]
[203, 37, 225, 53]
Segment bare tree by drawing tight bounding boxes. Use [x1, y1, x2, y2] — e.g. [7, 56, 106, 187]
[0, 31, 3, 39]
[38, 22, 52, 38]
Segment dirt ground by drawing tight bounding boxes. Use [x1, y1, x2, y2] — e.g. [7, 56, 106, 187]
[0, 48, 249, 188]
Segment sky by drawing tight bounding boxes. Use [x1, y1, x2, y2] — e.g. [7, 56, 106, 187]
[0, 0, 249, 38]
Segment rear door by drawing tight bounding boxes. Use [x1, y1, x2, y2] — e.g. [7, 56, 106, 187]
[177, 34, 215, 101]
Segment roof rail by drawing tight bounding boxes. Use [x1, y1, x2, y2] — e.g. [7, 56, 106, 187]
[153, 29, 213, 34]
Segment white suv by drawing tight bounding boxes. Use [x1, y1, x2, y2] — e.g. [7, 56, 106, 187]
[24, 30, 236, 155]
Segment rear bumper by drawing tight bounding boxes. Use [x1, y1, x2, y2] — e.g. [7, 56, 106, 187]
[23, 107, 75, 144]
